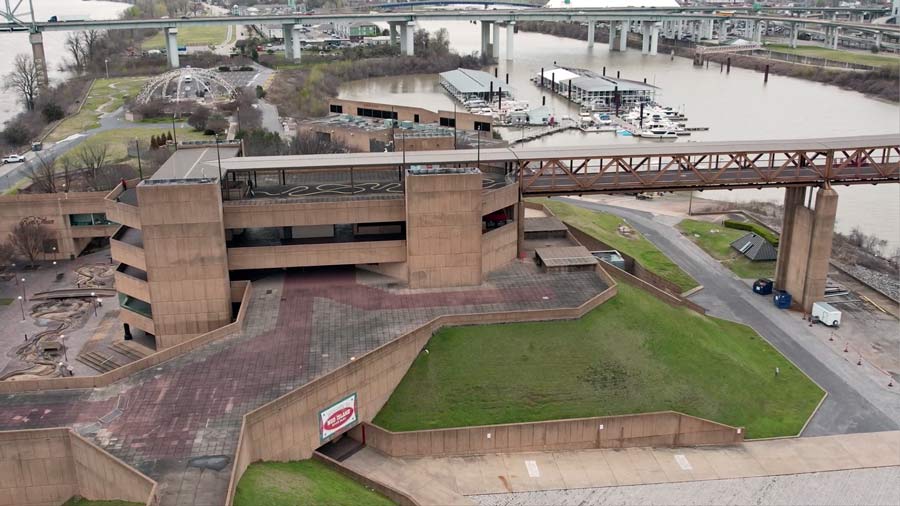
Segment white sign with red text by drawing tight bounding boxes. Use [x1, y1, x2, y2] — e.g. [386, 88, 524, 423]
[319, 393, 358, 442]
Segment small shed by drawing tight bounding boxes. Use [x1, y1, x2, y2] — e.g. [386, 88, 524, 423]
[527, 106, 551, 125]
[731, 232, 777, 261]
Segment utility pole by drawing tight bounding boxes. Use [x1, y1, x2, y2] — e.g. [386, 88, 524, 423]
[134, 139, 143, 180]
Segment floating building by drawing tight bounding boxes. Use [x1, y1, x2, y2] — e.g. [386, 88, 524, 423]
[534, 67, 656, 110]
[440, 68, 513, 103]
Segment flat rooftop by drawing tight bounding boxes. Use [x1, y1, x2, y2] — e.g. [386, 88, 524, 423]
[524, 216, 568, 234]
[153, 144, 240, 181]
[535, 245, 599, 268]
[439, 68, 513, 94]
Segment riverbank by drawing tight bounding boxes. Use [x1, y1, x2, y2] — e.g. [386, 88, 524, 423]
[515, 21, 899, 102]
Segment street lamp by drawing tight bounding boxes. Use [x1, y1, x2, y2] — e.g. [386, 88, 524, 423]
[171, 113, 179, 150]
[91, 292, 97, 316]
[104, 58, 109, 79]
[17, 295, 24, 321]
[215, 133, 223, 197]
[20, 278, 26, 302]
[60, 334, 67, 361]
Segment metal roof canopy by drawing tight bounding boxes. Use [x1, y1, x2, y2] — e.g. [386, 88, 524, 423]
[539, 68, 581, 82]
[218, 134, 900, 174]
[440, 68, 511, 94]
[568, 76, 655, 92]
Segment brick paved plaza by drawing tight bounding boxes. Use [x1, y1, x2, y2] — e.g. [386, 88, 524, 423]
[0, 261, 607, 505]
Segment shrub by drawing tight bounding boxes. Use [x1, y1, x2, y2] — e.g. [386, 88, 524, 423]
[41, 102, 65, 122]
[187, 105, 211, 131]
[724, 220, 780, 246]
[218, 65, 231, 72]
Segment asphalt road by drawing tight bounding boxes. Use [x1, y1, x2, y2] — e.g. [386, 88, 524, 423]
[559, 197, 900, 436]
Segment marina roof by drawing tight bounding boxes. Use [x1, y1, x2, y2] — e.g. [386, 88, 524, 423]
[439, 68, 508, 94]
[568, 76, 655, 92]
[538, 68, 581, 82]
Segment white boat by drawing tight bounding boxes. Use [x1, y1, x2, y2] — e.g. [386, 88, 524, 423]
[637, 125, 678, 139]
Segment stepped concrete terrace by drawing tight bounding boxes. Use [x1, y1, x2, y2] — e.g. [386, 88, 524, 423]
[0, 261, 607, 506]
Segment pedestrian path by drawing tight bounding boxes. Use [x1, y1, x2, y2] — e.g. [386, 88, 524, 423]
[343, 431, 900, 502]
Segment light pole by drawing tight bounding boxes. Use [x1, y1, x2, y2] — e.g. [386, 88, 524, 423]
[60, 334, 67, 361]
[171, 113, 178, 150]
[91, 292, 97, 317]
[104, 58, 109, 79]
[17, 295, 24, 321]
[135, 139, 143, 180]
[20, 277, 26, 302]
[215, 133, 223, 197]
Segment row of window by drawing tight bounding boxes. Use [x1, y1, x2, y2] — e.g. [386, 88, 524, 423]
[356, 107, 399, 120]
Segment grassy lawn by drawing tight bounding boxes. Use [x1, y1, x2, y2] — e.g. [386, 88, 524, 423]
[47, 77, 149, 143]
[234, 460, 395, 506]
[765, 44, 900, 68]
[0, 298, 12, 305]
[142, 25, 228, 49]
[534, 198, 698, 292]
[62, 498, 142, 506]
[678, 219, 776, 280]
[374, 283, 824, 439]
[69, 127, 210, 166]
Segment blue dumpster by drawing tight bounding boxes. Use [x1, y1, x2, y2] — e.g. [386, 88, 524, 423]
[773, 290, 792, 309]
[753, 278, 773, 295]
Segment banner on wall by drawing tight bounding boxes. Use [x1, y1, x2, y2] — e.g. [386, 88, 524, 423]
[319, 393, 358, 442]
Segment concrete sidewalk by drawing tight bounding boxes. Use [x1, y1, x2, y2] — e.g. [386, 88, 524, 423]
[343, 431, 899, 502]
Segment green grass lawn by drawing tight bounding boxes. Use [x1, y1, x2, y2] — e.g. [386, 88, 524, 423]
[765, 44, 900, 68]
[142, 25, 228, 49]
[69, 127, 209, 166]
[62, 498, 142, 506]
[0, 298, 12, 305]
[534, 198, 698, 292]
[47, 77, 149, 143]
[234, 460, 395, 506]
[678, 219, 776, 280]
[374, 283, 823, 439]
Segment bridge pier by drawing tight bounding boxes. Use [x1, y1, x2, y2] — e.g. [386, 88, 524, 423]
[506, 21, 515, 61]
[618, 20, 628, 51]
[832, 27, 840, 49]
[389, 21, 398, 45]
[587, 21, 595, 48]
[641, 21, 650, 54]
[166, 27, 179, 68]
[400, 21, 414, 56]
[790, 23, 798, 48]
[649, 22, 659, 55]
[492, 21, 500, 59]
[607, 21, 615, 50]
[775, 186, 839, 313]
[481, 20, 491, 58]
[29, 31, 49, 88]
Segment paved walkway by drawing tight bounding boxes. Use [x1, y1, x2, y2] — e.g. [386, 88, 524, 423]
[0, 263, 607, 505]
[561, 197, 900, 436]
[343, 431, 900, 504]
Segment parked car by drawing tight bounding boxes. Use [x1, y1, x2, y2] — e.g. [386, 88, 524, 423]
[2, 154, 25, 164]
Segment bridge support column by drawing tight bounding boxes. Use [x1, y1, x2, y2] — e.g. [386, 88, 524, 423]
[492, 21, 500, 58]
[753, 21, 762, 43]
[675, 20, 682, 40]
[619, 20, 629, 51]
[283, 24, 295, 60]
[506, 21, 515, 61]
[775, 186, 839, 313]
[481, 20, 491, 58]
[389, 22, 398, 45]
[649, 22, 659, 55]
[291, 26, 302, 62]
[166, 27, 179, 68]
[875, 32, 882, 49]
[607, 21, 615, 50]
[790, 23, 798, 48]
[399, 21, 414, 56]
[641, 21, 650, 54]
[832, 27, 840, 49]
[587, 21, 595, 48]
[29, 31, 49, 88]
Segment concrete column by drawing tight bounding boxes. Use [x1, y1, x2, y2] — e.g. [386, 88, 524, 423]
[389, 22, 398, 45]
[481, 21, 491, 58]
[587, 21, 595, 48]
[774, 187, 806, 290]
[492, 21, 500, 58]
[706, 19, 714, 40]
[717, 20, 724, 42]
[506, 21, 515, 61]
[619, 20, 628, 50]
[166, 27, 179, 68]
[753, 21, 762, 43]
[29, 31, 49, 87]
[291, 26, 302, 62]
[283, 24, 294, 60]
[649, 23, 659, 55]
[832, 27, 840, 49]
[875, 31, 882, 49]
[798, 187, 839, 311]
[641, 21, 651, 54]
[607, 21, 616, 50]
[401, 21, 414, 56]
[790, 23, 798, 48]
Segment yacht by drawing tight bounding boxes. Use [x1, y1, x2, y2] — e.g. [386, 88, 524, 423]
[637, 124, 678, 139]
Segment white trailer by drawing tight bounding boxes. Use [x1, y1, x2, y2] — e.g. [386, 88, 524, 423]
[812, 302, 842, 327]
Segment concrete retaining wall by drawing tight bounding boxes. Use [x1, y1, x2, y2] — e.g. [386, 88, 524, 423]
[312, 452, 420, 506]
[0, 281, 252, 394]
[225, 274, 618, 505]
[0, 428, 157, 506]
[363, 411, 743, 458]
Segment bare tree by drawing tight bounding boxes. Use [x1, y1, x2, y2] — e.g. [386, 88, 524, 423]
[58, 155, 75, 191]
[26, 153, 58, 193]
[3, 54, 40, 111]
[76, 144, 109, 190]
[65, 32, 84, 70]
[9, 217, 51, 266]
[82, 30, 103, 63]
[0, 242, 14, 268]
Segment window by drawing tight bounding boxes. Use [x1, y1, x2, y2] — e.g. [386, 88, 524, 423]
[414, 114, 420, 123]
[474, 121, 491, 132]
[439, 117, 456, 128]
[330, 104, 343, 114]
[69, 213, 111, 227]
[356, 107, 397, 120]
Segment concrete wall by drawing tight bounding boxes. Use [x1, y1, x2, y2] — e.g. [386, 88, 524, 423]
[406, 172, 483, 288]
[0, 281, 251, 395]
[114, 270, 151, 304]
[363, 412, 744, 458]
[312, 452, 420, 506]
[0, 190, 114, 261]
[482, 222, 517, 276]
[481, 183, 519, 215]
[110, 233, 147, 272]
[0, 428, 157, 506]
[105, 181, 142, 230]
[780, 204, 814, 303]
[225, 275, 617, 505]
[329, 99, 491, 131]
[223, 197, 405, 229]
[137, 181, 232, 349]
[227, 240, 407, 270]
